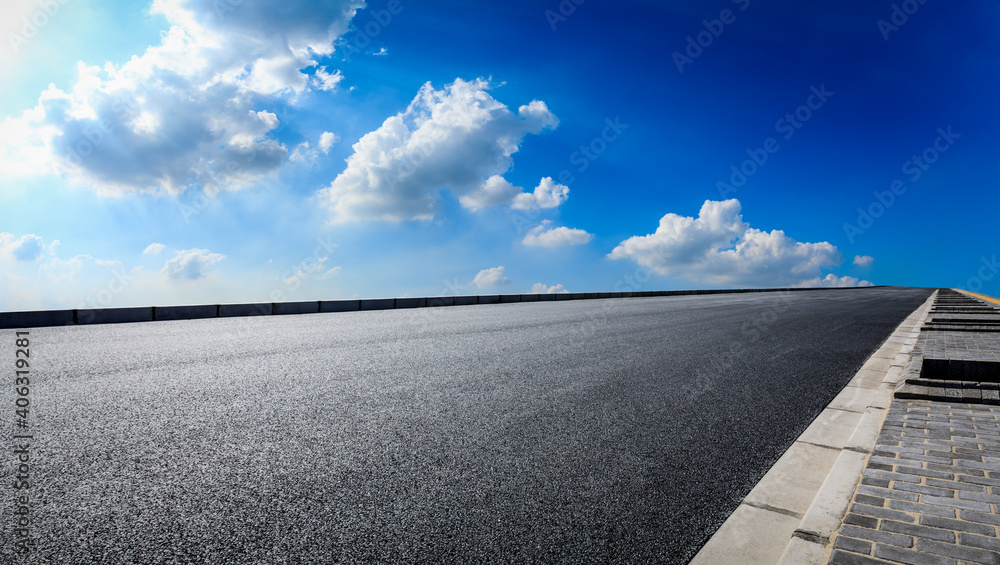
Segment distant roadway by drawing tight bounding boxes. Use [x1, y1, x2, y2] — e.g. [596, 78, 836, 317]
[2, 287, 933, 564]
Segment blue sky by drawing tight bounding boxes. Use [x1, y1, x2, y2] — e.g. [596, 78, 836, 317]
[1, 0, 998, 310]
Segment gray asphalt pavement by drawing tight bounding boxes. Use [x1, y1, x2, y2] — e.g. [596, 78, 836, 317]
[2, 287, 932, 564]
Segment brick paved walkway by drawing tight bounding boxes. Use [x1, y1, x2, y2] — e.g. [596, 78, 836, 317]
[829, 408, 1000, 564]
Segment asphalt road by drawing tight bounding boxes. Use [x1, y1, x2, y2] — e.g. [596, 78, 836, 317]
[2, 287, 932, 564]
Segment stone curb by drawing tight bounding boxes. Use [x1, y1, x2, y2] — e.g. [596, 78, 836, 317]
[689, 290, 936, 564]
[777, 290, 938, 564]
[0, 286, 882, 330]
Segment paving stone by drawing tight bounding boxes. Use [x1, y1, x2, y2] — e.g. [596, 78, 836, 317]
[894, 482, 957, 498]
[922, 495, 995, 513]
[958, 491, 1000, 505]
[919, 515, 996, 537]
[834, 535, 873, 554]
[874, 543, 959, 565]
[959, 533, 1000, 552]
[888, 500, 958, 518]
[829, 549, 893, 565]
[879, 519, 957, 543]
[845, 513, 880, 529]
[840, 524, 914, 548]
[959, 475, 1000, 487]
[918, 533, 1000, 564]
[960, 509, 1000, 527]
[927, 478, 990, 493]
[864, 486, 921, 502]
[856, 494, 886, 507]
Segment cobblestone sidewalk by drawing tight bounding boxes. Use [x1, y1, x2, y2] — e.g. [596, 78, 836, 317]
[829, 289, 1000, 564]
[829, 401, 1000, 564]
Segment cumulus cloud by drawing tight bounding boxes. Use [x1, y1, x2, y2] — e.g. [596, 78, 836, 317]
[512, 177, 569, 210]
[853, 255, 874, 267]
[318, 78, 559, 222]
[531, 283, 569, 294]
[0, 0, 364, 194]
[162, 248, 225, 280]
[461, 175, 569, 212]
[609, 199, 844, 287]
[0, 233, 45, 261]
[795, 274, 874, 288]
[318, 131, 340, 153]
[472, 266, 510, 289]
[459, 175, 521, 210]
[143, 243, 166, 255]
[522, 221, 593, 247]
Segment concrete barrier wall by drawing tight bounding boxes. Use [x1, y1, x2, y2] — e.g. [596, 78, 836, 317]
[220, 303, 272, 318]
[0, 286, 889, 329]
[427, 296, 455, 308]
[154, 305, 219, 321]
[395, 297, 427, 309]
[0, 309, 75, 329]
[360, 298, 395, 311]
[79, 307, 154, 325]
[321, 300, 360, 313]
[273, 301, 320, 316]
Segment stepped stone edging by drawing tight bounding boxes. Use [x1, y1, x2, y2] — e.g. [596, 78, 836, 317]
[0, 285, 883, 330]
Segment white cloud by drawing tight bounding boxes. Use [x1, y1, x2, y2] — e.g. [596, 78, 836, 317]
[290, 131, 341, 165]
[459, 175, 521, 211]
[472, 266, 510, 289]
[143, 243, 166, 255]
[853, 255, 874, 267]
[312, 66, 344, 91]
[162, 248, 225, 280]
[318, 78, 558, 222]
[609, 199, 843, 287]
[0, 233, 45, 261]
[795, 274, 874, 288]
[522, 222, 593, 247]
[0, 0, 365, 194]
[319, 131, 340, 153]
[531, 283, 569, 294]
[512, 177, 569, 210]
[461, 175, 570, 212]
[289, 141, 317, 164]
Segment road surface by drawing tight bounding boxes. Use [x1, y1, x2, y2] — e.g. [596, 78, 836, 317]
[2, 287, 932, 563]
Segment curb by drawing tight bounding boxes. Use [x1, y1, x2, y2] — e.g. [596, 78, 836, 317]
[777, 291, 938, 563]
[0, 286, 883, 330]
[689, 290, 936, 565]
